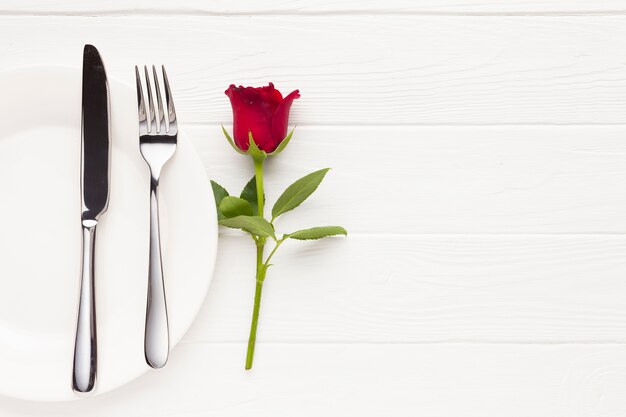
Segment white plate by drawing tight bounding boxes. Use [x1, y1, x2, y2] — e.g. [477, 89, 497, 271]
[0, 66, 217, 401]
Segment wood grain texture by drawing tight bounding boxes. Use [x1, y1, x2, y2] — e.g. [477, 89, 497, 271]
[192, 125, 626, 233]
[2, 16, 626, 125]
[2, 343, 626, 417]
[2, 2, 626, 414]
[4, 0, 626, 15]
[180, 234, 626, 343]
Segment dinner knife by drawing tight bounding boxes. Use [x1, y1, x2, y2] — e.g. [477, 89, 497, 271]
[72, 44, 111, 394]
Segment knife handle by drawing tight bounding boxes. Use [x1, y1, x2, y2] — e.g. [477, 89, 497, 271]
[144, 178, 170, 369]
[72, 220, 98, 394]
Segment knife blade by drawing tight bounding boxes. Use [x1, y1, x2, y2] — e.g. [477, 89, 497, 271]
[72, 44, 111, 394]
[81, 44, 110, 219]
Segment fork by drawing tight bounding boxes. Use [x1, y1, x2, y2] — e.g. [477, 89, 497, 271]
[135, 65, 177, 369]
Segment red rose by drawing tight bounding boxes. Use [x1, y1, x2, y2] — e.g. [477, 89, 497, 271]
[225, 83, 300, 153]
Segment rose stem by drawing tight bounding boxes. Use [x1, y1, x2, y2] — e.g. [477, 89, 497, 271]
[246, 157, 266, 370]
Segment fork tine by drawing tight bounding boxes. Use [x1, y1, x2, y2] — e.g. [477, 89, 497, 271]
[152, 65, 166, 134]
[135, 66, 148, 130]
[162, 66, 177, 132]
[144, 66, 156, 133]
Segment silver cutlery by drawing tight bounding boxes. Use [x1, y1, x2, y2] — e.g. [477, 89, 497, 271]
[73, 44, 111, 393]
[135, 65, 177, 369]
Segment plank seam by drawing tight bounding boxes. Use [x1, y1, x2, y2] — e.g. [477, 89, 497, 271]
[179, 340, 626, 345]
[1, 10, 626, 17]
[217, 232, 626, 237]
[185, 122, 626, 127]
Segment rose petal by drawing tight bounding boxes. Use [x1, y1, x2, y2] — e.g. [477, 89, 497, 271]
[256, 82, 283, 113]
[271, 89, 300, 151]
[225, 85, 274, 151]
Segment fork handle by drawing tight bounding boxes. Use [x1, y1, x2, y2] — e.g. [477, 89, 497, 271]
[144, 178, 170, 369]
[73, 220, 98, 393]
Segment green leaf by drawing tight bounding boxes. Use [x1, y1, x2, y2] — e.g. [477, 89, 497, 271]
[218, 196, 254, 218]
[272, 168, 330, 220]
[247, 132, 267, 162]
[222, 125, 247, 155]
[286, 226, 347, 240]
[218, 215, 276, 239]
[268, 127, 295, 156]
[210, 180, 229, 220]
[240, 176, 260, 215]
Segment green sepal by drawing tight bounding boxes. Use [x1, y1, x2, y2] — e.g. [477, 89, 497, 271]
[272, 168, 330, 220]
[218, 196, 254, 218]
[222, 125, 247, 155]
[268, 127, 295, 156]
[218, 215, 276, 239]
[285, 226, 347, 240]
[210, 180, 229, 220]
[247, 132, 267, 162]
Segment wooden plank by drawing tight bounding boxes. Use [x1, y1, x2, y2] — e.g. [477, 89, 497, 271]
[2, 16, 626, 125]
[3, 343, 626, 416]
[4, 0, 626, 15]
[181, 234, 626, 343]
[191, 125, 626, 233]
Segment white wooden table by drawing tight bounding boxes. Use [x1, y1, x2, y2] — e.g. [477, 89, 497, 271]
[2, 1, 626, 415]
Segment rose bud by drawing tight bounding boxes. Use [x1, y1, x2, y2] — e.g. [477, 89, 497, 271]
[225, 83, 300, 154]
